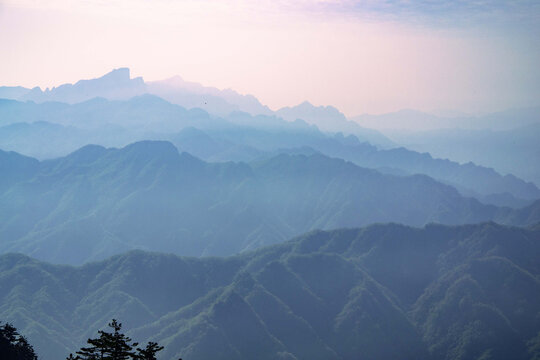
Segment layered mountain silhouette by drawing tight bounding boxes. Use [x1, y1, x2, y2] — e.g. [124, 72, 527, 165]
[387, 123, 540, 187]
[146, 75, 273, 116]
[351, 107, 540, 131]
[276, 101, 394, 147]
[0, 68, 271, 117]
[1, 222, 538, 360]
[172, 127, 540, 207]
[2, 68, 538, 194]
[0, 68, 391, 146]
[18, 68, 146, 104]
[0, 96, 538, 208]
[0, 141, 538, 264]
[10, 69, 267, 118]
[351, 108, 540, 188]
[1, 69, 540, 360]
[0, 95, 219, 132]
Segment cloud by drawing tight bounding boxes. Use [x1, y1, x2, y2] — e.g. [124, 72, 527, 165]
[280, 0, 540, 32]
[6, 0, 539, 30]
[1, 0, 539, 114]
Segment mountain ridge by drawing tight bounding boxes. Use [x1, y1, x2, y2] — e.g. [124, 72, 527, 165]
[0, 96, 536, 206]
[0, 68, 392, 146]
[1, 221, 539, 360]
[0, 141, 539, 265]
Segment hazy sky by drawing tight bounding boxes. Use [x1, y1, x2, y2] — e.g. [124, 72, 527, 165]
[1, 0, 539, 115]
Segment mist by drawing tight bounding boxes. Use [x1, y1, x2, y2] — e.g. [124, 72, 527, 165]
[1, 1, 540, 360]
[1, 0, 539, 116]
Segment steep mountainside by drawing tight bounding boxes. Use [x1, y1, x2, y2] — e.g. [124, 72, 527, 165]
[0, 222, 539, 360]
[174, 128, 540, 206]
[0, 141, 538, 264]
[168, 125, 540, 206]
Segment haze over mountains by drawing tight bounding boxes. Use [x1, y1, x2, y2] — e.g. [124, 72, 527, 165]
[1, 222, 539, 360]
[1, 96, 537, 206]
[1, 68, 394, 149]
[3, 141, 539, 264]
[0, 68, 272, 118]
[1, 68, 540, 360]
[352, 107, 540, 132]
[383, 123, 540, 186]
[1, 69, 539, 210]
[2, 68, 539, 190]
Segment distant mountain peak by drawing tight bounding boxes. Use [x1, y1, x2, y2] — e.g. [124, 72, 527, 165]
[63, 144, 109, 164]
[57, 68, 138, 90]
[147, 75, 273, 116]
[95, 67, 136, 84]
[106, 67, 130, 78]
[279, 101, 344, 117]
[123, 140, 179, 156]
[14, 67, 146, 104]
[127, 93, 173, 105]
[298, 100, 314, 107]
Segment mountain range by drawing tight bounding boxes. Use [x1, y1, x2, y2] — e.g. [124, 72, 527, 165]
[1, 69, 540, 360]
[352, 109, 540, 188]
[0, 68, 390, 146]
[2, 67, 539, 195]
[0, 95, 538, 208]
[351, 107, 540, 132]
[1, 222, 538, 360]
[1, 141, 539, 265]
[385, 123, 540, 186]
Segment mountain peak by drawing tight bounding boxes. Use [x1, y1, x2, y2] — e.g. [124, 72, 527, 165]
[18, 67, 145, 104]
[124, 140, 178, 154]
[120, 140, 181, 164]
[298, 100, 314, 108]
[64, 144, 108, 164]
[101, 67, 131, 82]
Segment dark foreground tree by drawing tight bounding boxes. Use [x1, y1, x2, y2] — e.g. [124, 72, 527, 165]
[0, 322, 38, 360]
[136, 342, 164, 360]
[68, 319, 171, 360]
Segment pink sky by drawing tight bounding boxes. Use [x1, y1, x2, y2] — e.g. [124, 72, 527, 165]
[1, 0, 539, 115]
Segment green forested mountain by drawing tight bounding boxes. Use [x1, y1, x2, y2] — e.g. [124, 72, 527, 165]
[0, 141, 538, 264]
[0, 222, 539, 360]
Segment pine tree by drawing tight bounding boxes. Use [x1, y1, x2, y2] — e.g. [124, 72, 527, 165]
[72, 319, 138, 360]
[68, 319, 173, 360]
[0, 322, 38, 360]
[136, 342, 164, 360]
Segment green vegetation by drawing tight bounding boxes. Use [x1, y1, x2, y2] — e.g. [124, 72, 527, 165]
[1, 141, 538, 265]
[0, 222, 538, 360]
[1, 320, 172, 360]
[68, 319, 167, 360]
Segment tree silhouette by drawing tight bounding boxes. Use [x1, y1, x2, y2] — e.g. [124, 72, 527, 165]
[68, 319, 170, 360]
[0, 322, 38, 360]
[136, 342, 164, 360]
